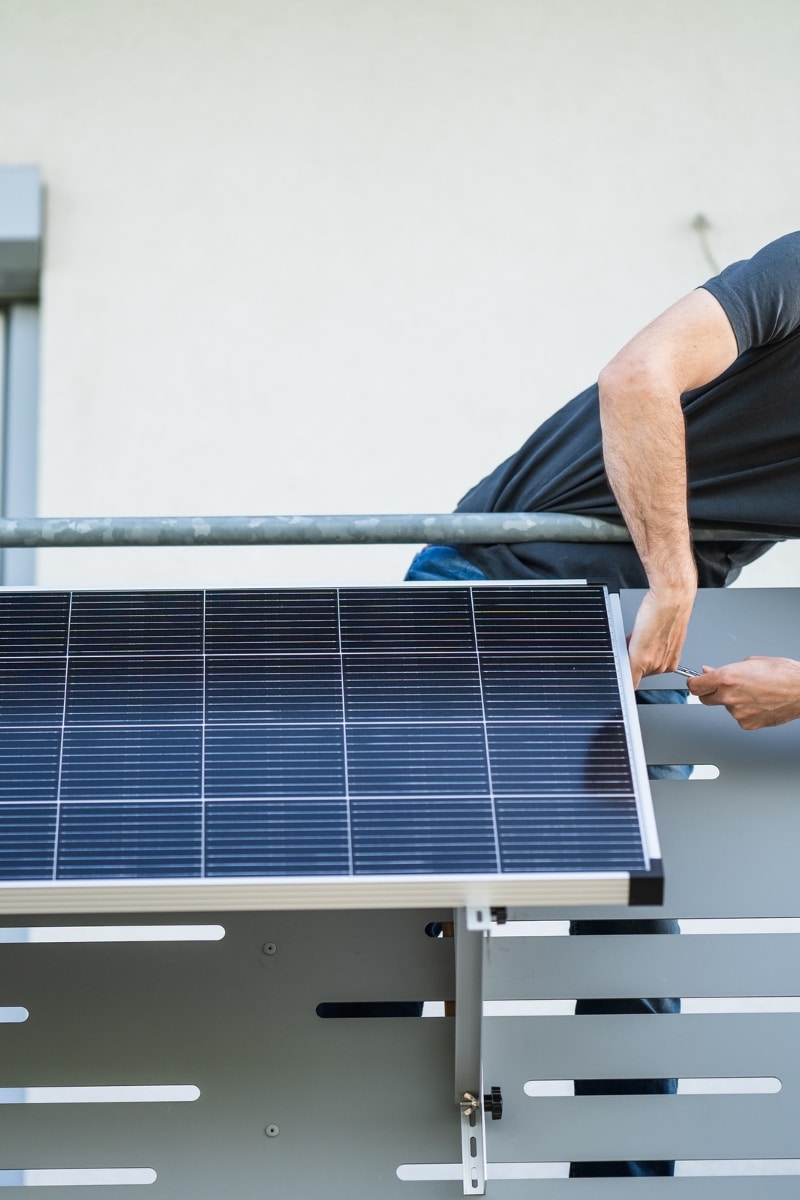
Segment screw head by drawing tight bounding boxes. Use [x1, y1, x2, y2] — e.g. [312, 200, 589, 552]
[261, 942, 277, 956]
[265, 1124, 280, 1138]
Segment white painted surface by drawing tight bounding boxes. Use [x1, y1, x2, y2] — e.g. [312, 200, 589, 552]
[0, 0, 797, 587]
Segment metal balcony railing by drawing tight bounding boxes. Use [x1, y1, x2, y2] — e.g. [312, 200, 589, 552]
[0, 513, 784, 548]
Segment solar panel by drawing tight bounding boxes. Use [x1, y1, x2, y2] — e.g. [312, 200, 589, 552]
[0, 583, 661, 913]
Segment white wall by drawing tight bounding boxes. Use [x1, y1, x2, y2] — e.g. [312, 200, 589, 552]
[0, 0, 798, 587]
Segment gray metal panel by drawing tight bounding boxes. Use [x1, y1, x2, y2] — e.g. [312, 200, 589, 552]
[486, 1011, 797, 1084]
[484, 1014, 800, 1160]
[484, 932, 800, 999]
[0, 910, 458, 1198]
[0, 165, 42, 299]
[2, 303, 39, 584]
[430, 1185, 800, 1198]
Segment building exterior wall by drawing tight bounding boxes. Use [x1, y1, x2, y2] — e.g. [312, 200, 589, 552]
[0, 0, 798, 588]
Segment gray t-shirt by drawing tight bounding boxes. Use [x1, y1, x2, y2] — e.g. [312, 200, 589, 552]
[456, 232, 800, 589]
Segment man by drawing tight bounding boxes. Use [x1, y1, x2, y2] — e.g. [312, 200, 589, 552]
[406, 231, 800, 1176]
[410, 231, 800, 729]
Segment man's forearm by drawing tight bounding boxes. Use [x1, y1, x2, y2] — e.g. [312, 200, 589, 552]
[597, 362, 697, 682]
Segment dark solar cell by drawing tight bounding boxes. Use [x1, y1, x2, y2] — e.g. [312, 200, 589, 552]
[496, 797, 645, 872]
[206, 656, 342, 723]
[351, 796, 498, 874]
[0, 592, 69, 656]
[0, 728, 61, 801]
[206, 590, 339, 653]
[480, 654, 622, 720]
[343, 654, 482, 722]
[347, 724, 489, 796]
[0, 659, 67, 725]
[70, 592, 203, 655]
[473, 585, 613, 653]
[57, 802, 202, 878]
[339, 587, 475, 653]
[0, 804, 57, 879]
[66, 656, 204, 725]
[487, 722, 633, 793]
[61, 727, 203, 800]
[204, 726, 346, 797]
[206, 800, 350, 876]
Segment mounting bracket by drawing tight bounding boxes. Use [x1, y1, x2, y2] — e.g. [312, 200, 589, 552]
[454, 908, 487, 1193]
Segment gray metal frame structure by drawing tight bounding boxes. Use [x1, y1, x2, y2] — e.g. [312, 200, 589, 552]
[2, 527, 800, 1194]
[2, 589, 799, 1194]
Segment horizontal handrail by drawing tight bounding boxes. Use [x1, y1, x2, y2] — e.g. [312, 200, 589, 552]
[0, 514, 786, 548]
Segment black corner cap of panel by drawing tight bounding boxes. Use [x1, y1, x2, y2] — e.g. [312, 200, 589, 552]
[628, 860, 664, 906]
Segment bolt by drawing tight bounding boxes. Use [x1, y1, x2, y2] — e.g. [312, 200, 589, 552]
[261, 942, 277, 956]
[265, 1125, 280, 1138]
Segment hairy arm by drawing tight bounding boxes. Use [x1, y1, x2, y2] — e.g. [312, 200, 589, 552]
[598, 288, 738, 686]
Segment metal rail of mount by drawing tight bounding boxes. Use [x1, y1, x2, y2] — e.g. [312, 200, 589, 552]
[0, 512, 784, 547]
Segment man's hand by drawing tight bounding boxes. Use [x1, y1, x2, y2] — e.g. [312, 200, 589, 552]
[627, 586, 696, 688]
[687, 657, 800, 730]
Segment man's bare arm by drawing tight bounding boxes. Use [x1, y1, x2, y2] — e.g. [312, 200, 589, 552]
[597, 288, 739, 686]
[688, 658, 800, 730]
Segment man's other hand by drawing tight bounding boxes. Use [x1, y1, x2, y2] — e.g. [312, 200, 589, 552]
[687, 657, 800, 730]
[627, 587, 694, 688]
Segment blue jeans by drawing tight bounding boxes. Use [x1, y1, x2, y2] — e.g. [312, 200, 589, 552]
[406, 545, 681, 1177]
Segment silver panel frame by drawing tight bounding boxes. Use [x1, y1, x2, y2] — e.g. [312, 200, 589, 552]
[606, 590, 661, 869]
